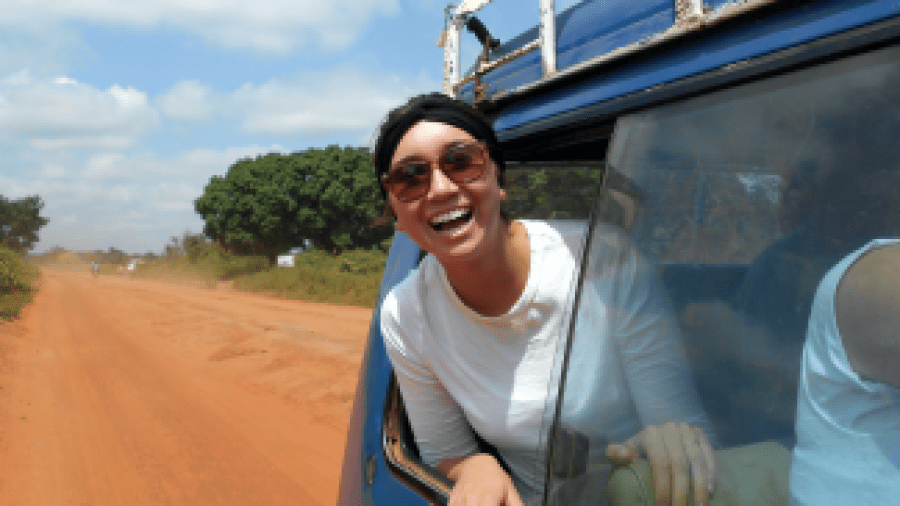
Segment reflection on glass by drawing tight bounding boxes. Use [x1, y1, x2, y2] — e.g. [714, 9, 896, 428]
[543, 43, 900, 504]
[791, 239, 900, 505]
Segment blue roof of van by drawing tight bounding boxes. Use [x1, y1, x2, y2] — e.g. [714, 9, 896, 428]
[461, 0, 675, 97]
[458, 0, 900, 138]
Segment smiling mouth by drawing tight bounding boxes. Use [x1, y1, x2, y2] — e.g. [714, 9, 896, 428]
[430, 208, 473, 233]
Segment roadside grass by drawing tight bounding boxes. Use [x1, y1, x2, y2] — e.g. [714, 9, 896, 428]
[135, 253, 268, 288]
[0, 247, 40, 321]
[134, 258, 220, 288]
[234, 249, 386, 307]
[137, 248, 387, 307]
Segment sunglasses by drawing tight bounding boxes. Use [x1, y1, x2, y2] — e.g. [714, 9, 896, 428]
[381, 142, 488, 203]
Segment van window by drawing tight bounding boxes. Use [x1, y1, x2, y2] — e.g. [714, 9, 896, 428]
[544, 43, 900, 504]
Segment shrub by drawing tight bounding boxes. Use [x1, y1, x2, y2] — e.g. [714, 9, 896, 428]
[338, 248, 388, 275]
[234, 248, 387, 306]
[0, 246, 40, 320]
[210, 254, 269, 279]
[133, 246, 387, 307]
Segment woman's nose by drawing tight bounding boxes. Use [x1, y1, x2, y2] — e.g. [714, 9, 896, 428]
[427, 165, 459, 198]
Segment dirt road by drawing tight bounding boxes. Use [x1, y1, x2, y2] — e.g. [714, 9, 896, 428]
[0, 270, 372, 505]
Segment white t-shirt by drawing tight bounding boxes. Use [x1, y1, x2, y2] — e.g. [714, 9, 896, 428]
[790, 238, 900, 505]
[381, 219, 710, 500]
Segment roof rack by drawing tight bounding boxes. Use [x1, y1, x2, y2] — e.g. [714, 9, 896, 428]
[439, 0, 777, 101]
[438, 0, 557, 97]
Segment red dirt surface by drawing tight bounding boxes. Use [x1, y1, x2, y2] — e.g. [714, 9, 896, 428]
[0, 270, 372, 505]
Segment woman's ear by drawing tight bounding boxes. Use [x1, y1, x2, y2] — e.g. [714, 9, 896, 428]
[493, 164, 508, 202]
[370, 204, 396, 228]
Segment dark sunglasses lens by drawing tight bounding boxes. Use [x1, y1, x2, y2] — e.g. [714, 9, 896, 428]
[442, 144, 485, 181]
[388, 161, 430, 202]
[385, 144, 486, 202]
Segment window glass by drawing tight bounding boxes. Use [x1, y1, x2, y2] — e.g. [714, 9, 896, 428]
[544, 43, 900, 505]
[503, 161, 606, 220]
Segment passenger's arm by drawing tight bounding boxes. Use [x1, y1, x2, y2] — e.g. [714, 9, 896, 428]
[437, 455, 525, 506]
[598, 238, 716, 506]
[836, 244, 900, 389]
[607, 422, 716, 506]
[607, 246, 713, 433]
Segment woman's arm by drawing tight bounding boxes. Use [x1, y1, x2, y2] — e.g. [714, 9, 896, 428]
[836, 243, 900, 389]
[382, 290, 524, 506]
[437, 454, 525, 506]
[381, 289, 481, 466]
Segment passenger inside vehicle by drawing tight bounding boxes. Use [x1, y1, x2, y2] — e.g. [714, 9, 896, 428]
[731, 158, 900, 446]
[790, 240, 900, 505]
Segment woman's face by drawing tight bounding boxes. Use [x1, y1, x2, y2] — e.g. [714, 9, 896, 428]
[387, 120, 507, 263]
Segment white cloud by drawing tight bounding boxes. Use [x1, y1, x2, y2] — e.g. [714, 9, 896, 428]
[108, 85, 148, 110]
[5, 145, 284, 212]
[38, 162, 69, 179]
[129, 146, 290, 179]
[0, 0, 400, 54]
[3, 69, 32, 86]
[155, 68, 440, 142]
[28, 136, 140, 151]
[84, 153, 126, 179]
[157, 202, 194, 212]
[5, 145, 283, 252]
[238, 69, 437, 137]
[158, 80, 219, 122]
[0, 27, 87, 78]
[158, 67, 438, 137]
[0, 77, 159, 150]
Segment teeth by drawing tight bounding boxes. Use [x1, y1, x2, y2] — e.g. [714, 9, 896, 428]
[431, 208, 468, 226]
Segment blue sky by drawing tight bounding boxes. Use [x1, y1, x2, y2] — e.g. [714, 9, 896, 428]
[0, 0, 579, 254]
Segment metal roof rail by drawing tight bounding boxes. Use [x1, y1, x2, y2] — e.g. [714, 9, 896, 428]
[442, 0, 784, 105]
[678, 0, 706, 24]
[439, 0, 558, 98]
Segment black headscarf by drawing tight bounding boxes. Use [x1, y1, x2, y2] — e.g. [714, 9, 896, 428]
[372, 92, 505, 200]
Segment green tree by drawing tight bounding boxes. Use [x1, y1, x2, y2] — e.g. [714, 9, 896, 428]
[503, 162, 606, 220]
[181, 231, 213, 263]
[195, 146, 391, 263]
[103, 247, 128, 265]
[0, 195, 49, 253]
[179, 231, 229, 263]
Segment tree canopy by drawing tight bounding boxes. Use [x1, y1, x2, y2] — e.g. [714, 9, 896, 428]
[0, 195, 49, 253]
[195, 146, 391, 262]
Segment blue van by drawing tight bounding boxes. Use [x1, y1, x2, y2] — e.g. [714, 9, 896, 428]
[338, 1, 900, 504]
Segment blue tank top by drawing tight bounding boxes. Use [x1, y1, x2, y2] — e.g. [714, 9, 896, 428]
[790, 238, 900, 505]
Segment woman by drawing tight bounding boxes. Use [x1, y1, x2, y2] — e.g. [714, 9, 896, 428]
[790, 239, 900, 505]
[374, 92, 715, 506]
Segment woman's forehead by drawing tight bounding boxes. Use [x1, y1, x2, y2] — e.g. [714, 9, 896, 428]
[390, 121, 477, 164]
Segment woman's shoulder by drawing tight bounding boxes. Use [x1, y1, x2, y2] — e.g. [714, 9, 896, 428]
[518, 219, 586, 253]
[381, 263, 429, 354]
[835, 240, 900, 389]
[381, 255, 442, 319]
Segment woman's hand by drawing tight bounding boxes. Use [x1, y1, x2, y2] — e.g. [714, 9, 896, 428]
[438, 454, 525, 506]
[606, 423, 716, 506]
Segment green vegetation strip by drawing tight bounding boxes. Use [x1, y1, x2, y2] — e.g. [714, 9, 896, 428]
[0, 246, 40, 320]
[137, 248, 386, 307]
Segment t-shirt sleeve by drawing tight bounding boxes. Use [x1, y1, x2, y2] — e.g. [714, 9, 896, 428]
[596, 235, 715, 440]
[380, 278, 480, 467]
